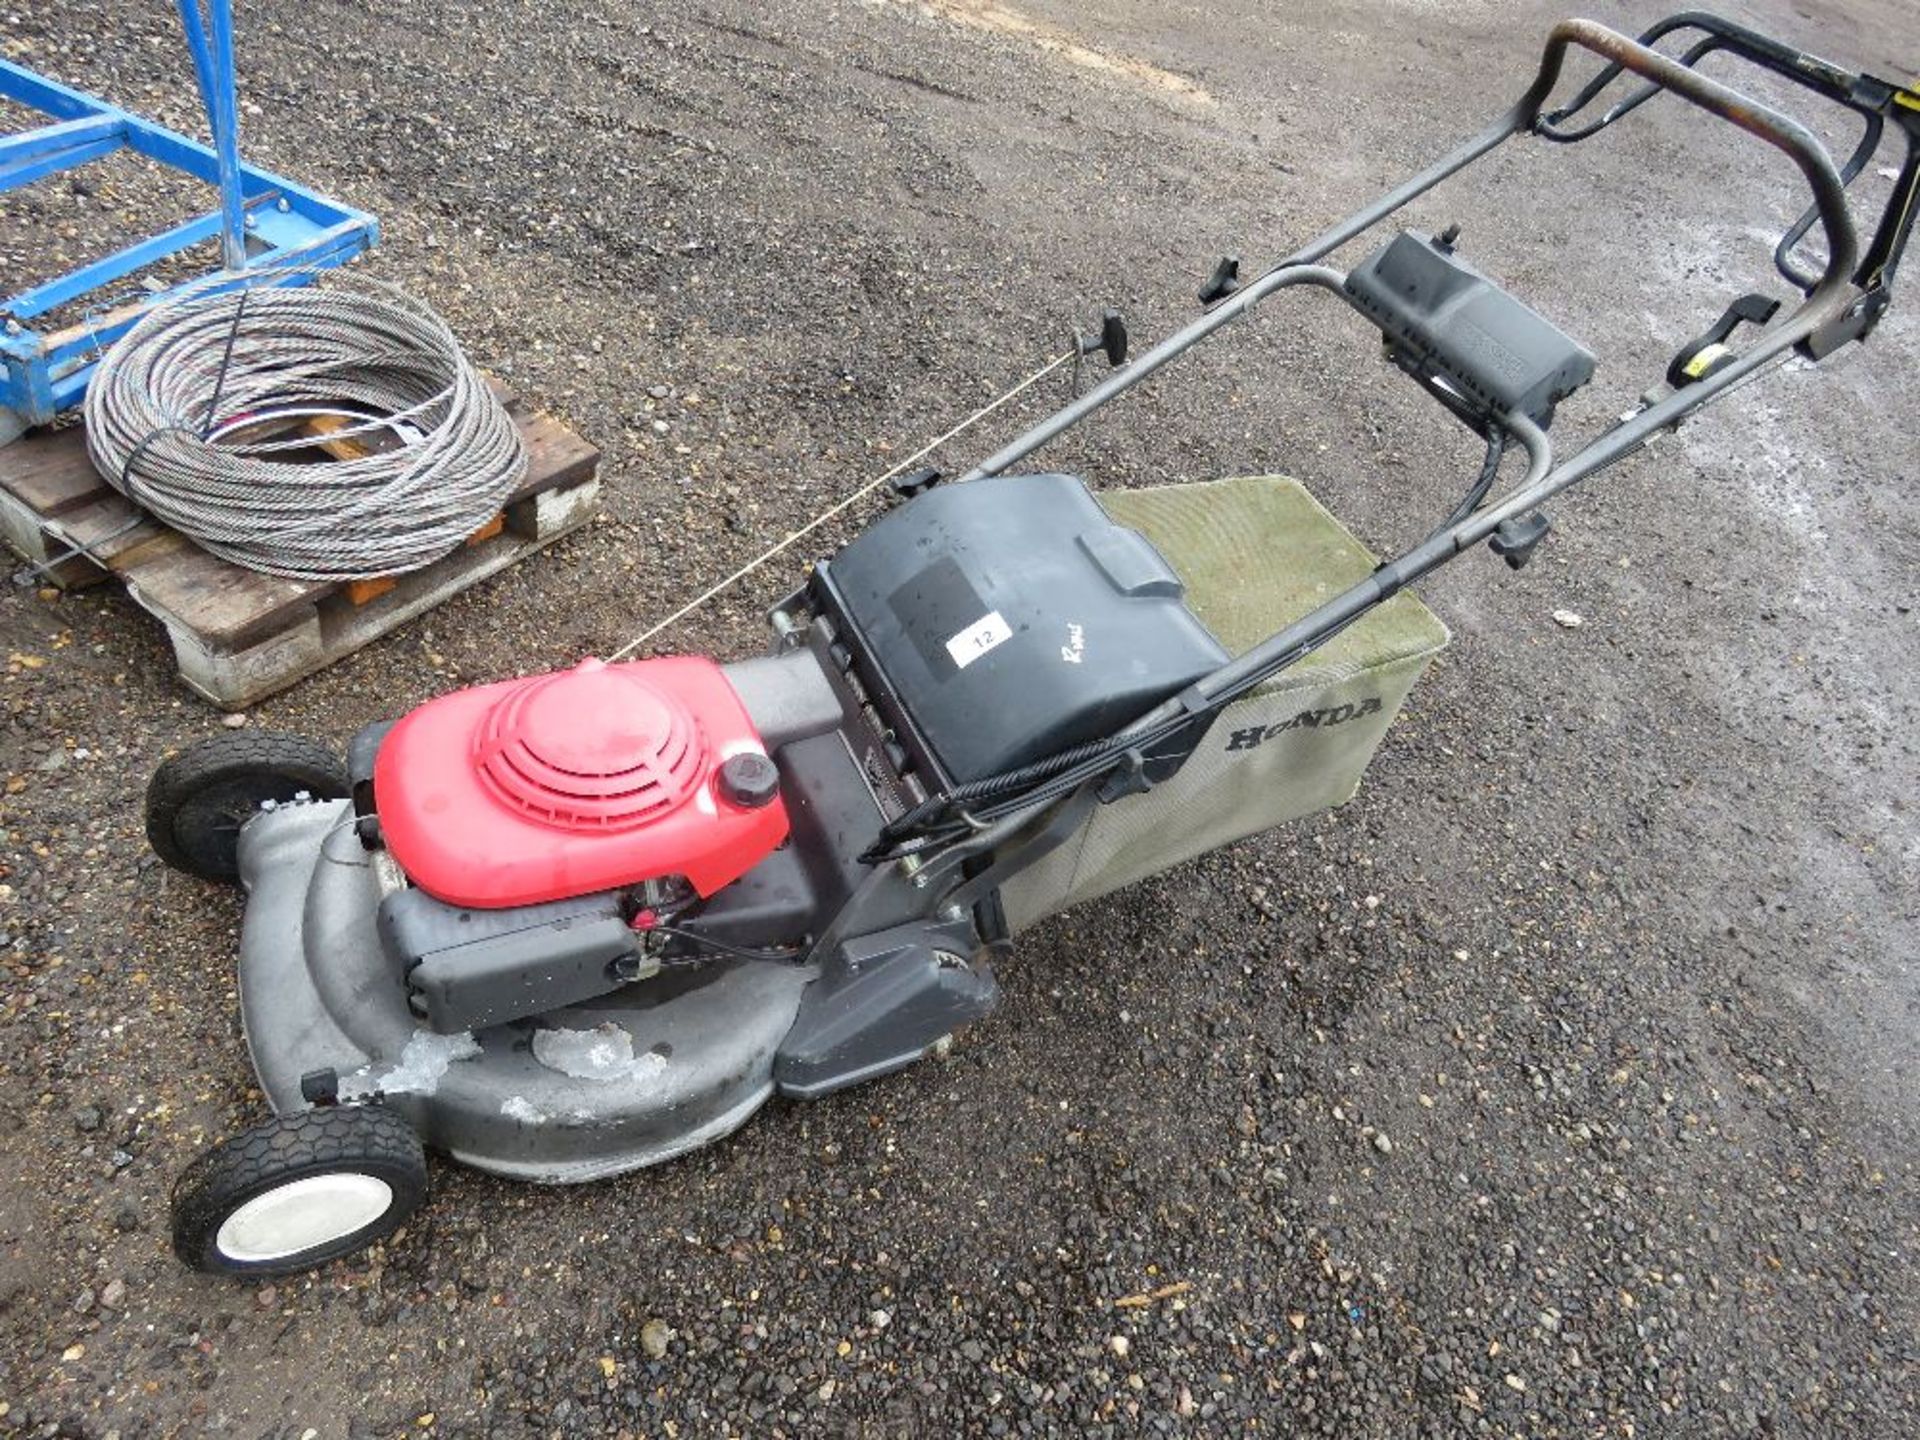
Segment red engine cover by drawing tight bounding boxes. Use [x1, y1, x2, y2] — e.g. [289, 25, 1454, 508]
[374, 656, 789, 909]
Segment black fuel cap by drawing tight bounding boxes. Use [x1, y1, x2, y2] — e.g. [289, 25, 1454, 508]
[717, 752, 781, 809]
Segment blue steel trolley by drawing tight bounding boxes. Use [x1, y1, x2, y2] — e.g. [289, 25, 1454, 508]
[0, 0, 376, 439]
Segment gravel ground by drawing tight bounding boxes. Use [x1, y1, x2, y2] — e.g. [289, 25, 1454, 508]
[2, 0, 1916, 1435]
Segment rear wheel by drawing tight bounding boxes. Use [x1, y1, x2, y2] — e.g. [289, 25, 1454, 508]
[172, 1105, 428, 1276]
[145, 731, 348, 881]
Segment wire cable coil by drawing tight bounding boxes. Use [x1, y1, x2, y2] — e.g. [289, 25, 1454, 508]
[84, 275, 526, 582]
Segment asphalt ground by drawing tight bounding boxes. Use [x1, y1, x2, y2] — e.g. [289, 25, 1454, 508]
[0, 1, 1915, 1435]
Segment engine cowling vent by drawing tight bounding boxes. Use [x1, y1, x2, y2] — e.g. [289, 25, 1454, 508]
[475, 662, 705, 831]
[373, 656, 789, 909]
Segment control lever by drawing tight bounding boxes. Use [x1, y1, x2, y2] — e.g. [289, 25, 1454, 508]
[1666, 292, 1781, 387]
[1071, 308, 1129, 394]
[1489, 511, 1552, 569]
[1198, 254, 1242, 305]
[1074, 308, 1129, 368]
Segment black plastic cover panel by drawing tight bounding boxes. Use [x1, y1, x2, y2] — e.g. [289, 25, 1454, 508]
[818, 473, 1228, 786]
[380, 887, 637, 1034]
[1345, 230, 1596, 424]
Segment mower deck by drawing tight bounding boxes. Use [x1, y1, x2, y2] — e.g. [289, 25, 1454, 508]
[237, 801, 812, 1183]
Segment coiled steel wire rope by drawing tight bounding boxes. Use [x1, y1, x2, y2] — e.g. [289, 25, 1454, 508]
[84, 274, 525, 582]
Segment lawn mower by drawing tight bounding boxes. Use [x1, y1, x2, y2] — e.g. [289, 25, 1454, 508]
[145, 13, 1918, 1275]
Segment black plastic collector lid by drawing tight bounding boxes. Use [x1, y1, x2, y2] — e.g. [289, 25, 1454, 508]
[817, 473, 1228, 787]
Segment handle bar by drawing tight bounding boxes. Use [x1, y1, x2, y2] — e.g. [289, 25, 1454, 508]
[963, 16, 1867, 487]
[1539, 14, 1890, 290]
[1540, 11, 1920, 308]
[923, 17, 1890, 841]
[1543, 11, 1883, 138]
[1538, 19, 1858, 294]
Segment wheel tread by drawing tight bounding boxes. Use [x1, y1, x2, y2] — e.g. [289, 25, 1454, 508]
[172, 1105, 427, 1275]
[145, 731, 349, 880]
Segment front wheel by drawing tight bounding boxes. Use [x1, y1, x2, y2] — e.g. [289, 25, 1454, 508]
[145, 731, 349, 882]
[171, 1105, 428, 1276]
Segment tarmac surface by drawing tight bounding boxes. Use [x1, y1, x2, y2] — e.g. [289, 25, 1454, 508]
[0, 0, 1915, 1435]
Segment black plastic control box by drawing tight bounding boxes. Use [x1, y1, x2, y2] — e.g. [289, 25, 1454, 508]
[1345, 230, 1596, 425]
[815, 473, 1228, 787]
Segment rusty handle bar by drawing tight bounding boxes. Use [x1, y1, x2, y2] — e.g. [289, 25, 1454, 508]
[963, 18, 1862, 486]
[910, 16, 1885, 844]
[1284, 18, 1861, 286]
[1055, 23, 1874, 758]
[1540, 18, 1859, 291]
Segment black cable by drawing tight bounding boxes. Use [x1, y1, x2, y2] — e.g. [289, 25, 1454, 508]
[1433, 428, 1506, 536]
[201, 284, 251, 436]
[651, 923, 807, 966]
[117, 422, 200, 493]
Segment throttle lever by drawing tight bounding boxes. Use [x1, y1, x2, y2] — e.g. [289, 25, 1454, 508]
[1666, 292, 1781, 387]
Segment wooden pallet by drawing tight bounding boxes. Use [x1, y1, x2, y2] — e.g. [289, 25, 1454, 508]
[0, 386, 599, 708]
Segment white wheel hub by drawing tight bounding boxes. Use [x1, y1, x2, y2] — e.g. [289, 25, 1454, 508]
[215, 1172, 394, 1263]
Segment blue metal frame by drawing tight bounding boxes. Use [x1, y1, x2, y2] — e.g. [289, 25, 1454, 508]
[0, 0, 377, 434]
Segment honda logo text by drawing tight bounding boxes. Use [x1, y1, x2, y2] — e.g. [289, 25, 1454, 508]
[1226, 696, 1383, 751]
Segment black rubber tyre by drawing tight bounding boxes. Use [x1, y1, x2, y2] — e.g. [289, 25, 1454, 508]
[145, 731, 348, 881]
[171, 1105, 428, 1277]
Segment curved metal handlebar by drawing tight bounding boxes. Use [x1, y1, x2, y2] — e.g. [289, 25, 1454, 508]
[960, 18, 1867, 489]
[1534, 20, 1858, 295]
[1541, 11, 1882, 141]
[902, 15, 1897, 844]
